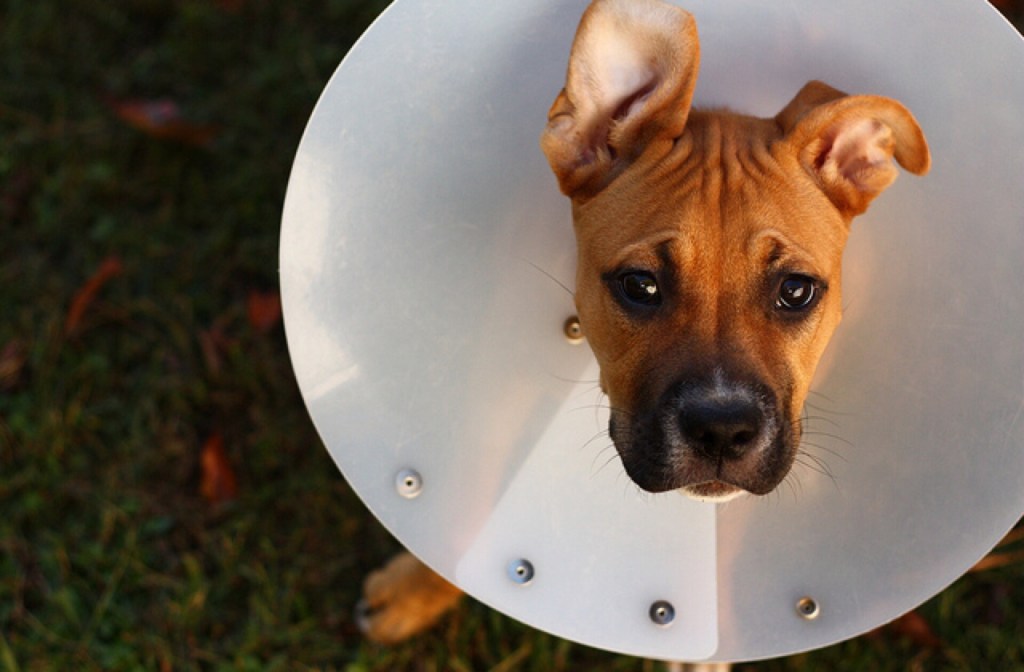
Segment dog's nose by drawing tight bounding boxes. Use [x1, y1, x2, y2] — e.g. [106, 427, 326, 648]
[679, 399, 763, 460]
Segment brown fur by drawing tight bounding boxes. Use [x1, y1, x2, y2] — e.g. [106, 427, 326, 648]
[357, 552, 462, 645]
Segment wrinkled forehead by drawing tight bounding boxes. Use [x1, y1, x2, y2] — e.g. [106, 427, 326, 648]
[574, 166, 850, 276]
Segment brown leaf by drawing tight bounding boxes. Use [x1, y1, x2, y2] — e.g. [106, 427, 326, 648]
[65, 256, 123, 336]
[246, 290, 282, 334]
[883, 611, 945, 649]
[106, 96, 219, 147]
[199, 432, 238, 505]
[0, 340, 28, 391]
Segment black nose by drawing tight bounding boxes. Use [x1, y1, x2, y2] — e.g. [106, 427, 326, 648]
[679, 399, 763, 460]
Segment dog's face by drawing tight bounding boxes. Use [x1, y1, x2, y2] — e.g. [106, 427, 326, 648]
[542, 0, 929, 500]
[571, 115, 850, 498]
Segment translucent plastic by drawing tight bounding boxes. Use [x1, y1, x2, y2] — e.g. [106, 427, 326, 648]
[280, 0, 1024, 662]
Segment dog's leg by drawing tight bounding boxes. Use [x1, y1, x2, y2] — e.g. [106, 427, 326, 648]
[357, 551, 463, 644]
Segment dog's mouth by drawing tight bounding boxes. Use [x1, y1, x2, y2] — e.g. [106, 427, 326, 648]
[608, 375, 798, 498]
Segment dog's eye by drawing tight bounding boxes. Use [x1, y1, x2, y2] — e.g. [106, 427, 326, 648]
[776, 275, 819, 311]
[618, 271, 661, 306]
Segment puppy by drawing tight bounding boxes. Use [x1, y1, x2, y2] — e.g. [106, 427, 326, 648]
[358, 0, 929, 653]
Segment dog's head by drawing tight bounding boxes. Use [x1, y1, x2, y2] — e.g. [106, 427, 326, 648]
[541, 0, 930, 500]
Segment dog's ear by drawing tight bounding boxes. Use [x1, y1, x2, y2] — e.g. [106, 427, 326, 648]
[541, 0, 700, 198]
[778, 80, 931, 217]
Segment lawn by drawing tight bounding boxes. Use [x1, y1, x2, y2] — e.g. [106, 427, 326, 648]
[2, 1, 1022, 670]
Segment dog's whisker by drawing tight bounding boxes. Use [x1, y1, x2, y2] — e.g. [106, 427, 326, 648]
[547, 372, 601, 385]
[805, 389, 841, 406]
[591, 443, 623, 479]
[524, 259, 575, 299]
[798, 414, 844, 430]
[801, 433, 853, 453]
[792, 452, 842, 493]
[794, 453, 837, 481]
[568, 403, 615, 413]
[804, 398, 858, 418]
[780, 471, 802, 503]
[581, 430, 612, 452]
[800, 436, 851, 460]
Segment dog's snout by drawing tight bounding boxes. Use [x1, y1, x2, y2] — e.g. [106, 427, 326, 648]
[610, 375, 791, 495]
[680, 399, 763, 460]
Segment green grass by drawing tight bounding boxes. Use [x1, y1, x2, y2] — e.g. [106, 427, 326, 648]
[1, 1, 1022, 670]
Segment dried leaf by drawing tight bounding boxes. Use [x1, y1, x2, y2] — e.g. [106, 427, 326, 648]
[883, 611, 945, 649]
[106, 96, 219, 147]
[65, 256, 123, 336]
[199, 433, 238, 505]
[246, 290, 282, 334]
[0, 340, 27, 391]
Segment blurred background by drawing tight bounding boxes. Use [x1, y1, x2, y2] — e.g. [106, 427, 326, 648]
[2, 1, 1022, 670]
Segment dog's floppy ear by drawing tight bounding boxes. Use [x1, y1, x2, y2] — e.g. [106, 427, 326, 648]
[541, 0, 700, 198]
[777, 80, 931, 218]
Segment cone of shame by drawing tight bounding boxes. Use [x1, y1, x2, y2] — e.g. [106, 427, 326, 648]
[280, 0, 1024, 663]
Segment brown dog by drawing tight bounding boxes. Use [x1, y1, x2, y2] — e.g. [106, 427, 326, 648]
[359, 0, 930, 652]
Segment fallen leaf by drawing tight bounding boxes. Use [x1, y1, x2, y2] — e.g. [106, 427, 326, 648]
[882, 611, 945, 649]
[65, 256, 123, 336]
[199, 432, 238, 505]
[0, 340, 27, 390]
[106, 96, 220, 147]
[246, 290, 282, 334]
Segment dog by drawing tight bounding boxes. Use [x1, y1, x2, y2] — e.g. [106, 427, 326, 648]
[356, 0, 930, 660]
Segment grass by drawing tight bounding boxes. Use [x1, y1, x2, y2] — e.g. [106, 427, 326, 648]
[1, 0, 1022, 670]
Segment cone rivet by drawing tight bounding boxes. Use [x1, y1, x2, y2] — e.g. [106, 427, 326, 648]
[395, 469, 423, 499]
[563, 316, 584, 344]
[507, 559, 535, 585]
[649, 600, 676, 627]
[796, 596, 820, 620]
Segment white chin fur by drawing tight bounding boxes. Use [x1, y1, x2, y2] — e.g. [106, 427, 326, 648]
[679, 486, 749, 504]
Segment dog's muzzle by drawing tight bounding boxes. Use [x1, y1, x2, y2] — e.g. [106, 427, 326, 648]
[610, 374, 797, 498]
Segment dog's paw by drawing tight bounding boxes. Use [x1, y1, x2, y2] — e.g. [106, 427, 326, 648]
[356, 551, 463, 644]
